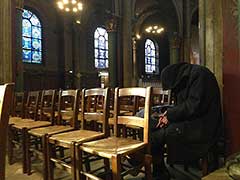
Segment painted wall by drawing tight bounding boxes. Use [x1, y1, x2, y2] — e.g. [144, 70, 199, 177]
[223, 0, 240, 155]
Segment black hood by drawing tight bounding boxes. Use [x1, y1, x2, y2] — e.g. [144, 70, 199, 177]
[161, 62, 192, 90]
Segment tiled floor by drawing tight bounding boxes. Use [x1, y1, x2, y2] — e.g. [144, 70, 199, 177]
[5, 154, 202, 180]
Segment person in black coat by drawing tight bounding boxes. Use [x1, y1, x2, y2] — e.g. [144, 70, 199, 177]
[151, 62, 223, 179]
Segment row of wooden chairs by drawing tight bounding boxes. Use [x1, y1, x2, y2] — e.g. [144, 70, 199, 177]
[8, 87, 172, 180]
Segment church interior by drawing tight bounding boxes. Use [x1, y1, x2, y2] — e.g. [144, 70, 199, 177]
[0, 0, 240, 179]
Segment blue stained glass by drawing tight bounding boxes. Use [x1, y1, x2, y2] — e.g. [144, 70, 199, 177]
[22, 37, 31, 49]
[30, 14, 41, 27]
[22, 9, 42, 64]
[22, 19, 31, 37]
[94, 27, 108, 69]
[22, 9, 32, 18]
[99, 36, 106, 49]
[32, 39, 41, 50]
[145, 39, 159, 74]
[32, 26, 41, 39]
[32, 51, 42, 63]
[23, 50, 31, 61]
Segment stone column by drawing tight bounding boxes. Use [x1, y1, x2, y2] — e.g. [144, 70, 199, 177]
[122, 0, 133, 87]
[15, 0, 24, 91]
[0, 0, 14, 83]
[199, 0, 223, 88]
[132, 37, 138, 86]
[169, 34, 181, 64]
[183, 0, 191, 62]
[106, 16, 118, 88]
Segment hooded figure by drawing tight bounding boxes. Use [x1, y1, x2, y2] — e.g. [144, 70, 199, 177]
[160, 62, 222, 163]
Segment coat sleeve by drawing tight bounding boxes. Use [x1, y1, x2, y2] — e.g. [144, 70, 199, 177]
[166, 72, 210, 122]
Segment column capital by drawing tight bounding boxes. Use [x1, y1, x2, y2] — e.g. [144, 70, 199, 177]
[105, 16, 118, 32]
[171, 35, 181, 49]
[16, 0, 24, 10]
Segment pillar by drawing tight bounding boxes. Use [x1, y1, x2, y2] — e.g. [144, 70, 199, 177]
[122, 0, 133, 87]
[15, 0, 24, 91]
[132, 37, 138, 86]
[199, 0, 223, 87]
[0, 0, 14, 83]
[106, 16, 118, 87]
[183, 0, 191, 62]
[169, 34, 181, 64]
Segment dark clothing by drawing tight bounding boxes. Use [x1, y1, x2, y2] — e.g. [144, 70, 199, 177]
[154, 63, 222, 163]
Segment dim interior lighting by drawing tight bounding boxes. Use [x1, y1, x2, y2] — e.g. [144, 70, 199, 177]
[145, 25, 164, 35]
[57, 0, 83, 13]
[76, 20, 81, 24]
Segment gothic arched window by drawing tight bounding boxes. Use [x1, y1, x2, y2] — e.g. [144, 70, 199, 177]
[22, 9, 42, 64]
[94, 27, 108, 69]
[145, 39, 159, 74]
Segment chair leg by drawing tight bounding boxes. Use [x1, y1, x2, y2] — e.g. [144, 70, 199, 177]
[144, 154, 152, 180]
[22, 128, 28, 174]
[42, 135, 48, 180]
[26, 130, 32, 175]
[111, 155, 121, 180]
[202, 156, 208, 176]
[47, 140, 55, 180]
[76, 145, 85, 180]
[8, 125, 14, 165]
[70, 142, 77, 180]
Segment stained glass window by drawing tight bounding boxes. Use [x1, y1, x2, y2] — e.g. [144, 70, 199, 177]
[145, 39, 159, 74]
[22, 9, 42, 64]
[94, 27, 108, 69]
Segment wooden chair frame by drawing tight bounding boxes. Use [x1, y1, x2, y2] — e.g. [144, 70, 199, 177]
[47, 88, 110, 180]
[77, 87, 152, 180]
[0, 83, 14, 180]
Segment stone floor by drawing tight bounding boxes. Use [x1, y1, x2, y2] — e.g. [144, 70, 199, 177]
[5, 154, 203, 180]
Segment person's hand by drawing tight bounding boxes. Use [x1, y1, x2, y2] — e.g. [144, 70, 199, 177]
[156, 111, 168, 128]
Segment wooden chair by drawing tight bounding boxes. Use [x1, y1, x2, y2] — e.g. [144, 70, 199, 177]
[47, 88, 110, 180]
[0, 83, 14, 180]
[77, 87, 152, 180]
[8, 90, 52, 173]
[26, 89, 79, 178]
[25, 89, 80, 179]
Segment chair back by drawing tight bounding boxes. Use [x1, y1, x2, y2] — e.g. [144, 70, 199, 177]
[25, 91, 41, 120]
[113, 87, 152, 144]
[39, 89, 56, 124]
[0, 83, 14, 180]
[80, 88, 110, 136]
[152, 87, 171, 105]
[11, 92, 25, 118]
[57, 89, 80, 128]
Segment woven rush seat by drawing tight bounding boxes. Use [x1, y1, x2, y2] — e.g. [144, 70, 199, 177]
[49, 130, 105, 147]
[12, 121, 51, 129]
[28, 125, 74, 137]
[9, 117, 34, 125]
[81, 136, 146, 158]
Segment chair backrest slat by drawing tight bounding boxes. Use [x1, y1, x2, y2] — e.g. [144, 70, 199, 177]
[80, 88, 110, 136]
[113, 87, 152, 144]
[40, 89, 56, 124]
[25, 91, 41, 120]
[57, 89, 80, 128]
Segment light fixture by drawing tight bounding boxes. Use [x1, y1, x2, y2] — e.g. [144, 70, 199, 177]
[136, 34, 141, 39]
[57, 0, 83, 13]
[145, 25, 164, 34]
